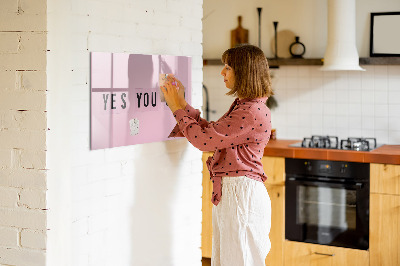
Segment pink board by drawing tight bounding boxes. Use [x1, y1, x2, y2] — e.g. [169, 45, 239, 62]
[90, 52, 192, 150]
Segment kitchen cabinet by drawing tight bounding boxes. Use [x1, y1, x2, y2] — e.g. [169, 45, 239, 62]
[284, 241, 369, 266]
[202, 152, 213, 258]
[370, 163, 400, 195]
[370, 163, 400, 266]
[201, 154, 286, 266]
[261, 156, 285, 266]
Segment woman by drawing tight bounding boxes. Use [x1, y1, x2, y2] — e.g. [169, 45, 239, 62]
[161, 44, 273, 266]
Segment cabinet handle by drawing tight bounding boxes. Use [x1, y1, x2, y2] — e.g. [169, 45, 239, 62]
[314, 252, 335, 257]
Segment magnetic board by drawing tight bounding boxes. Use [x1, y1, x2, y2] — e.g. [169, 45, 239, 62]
[90, 52, 192, 150]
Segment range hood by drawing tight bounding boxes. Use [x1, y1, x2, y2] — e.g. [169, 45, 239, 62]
[320, 0, 365, 71]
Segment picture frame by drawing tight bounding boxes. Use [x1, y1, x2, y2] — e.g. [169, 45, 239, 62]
[370, 12, 400, 57]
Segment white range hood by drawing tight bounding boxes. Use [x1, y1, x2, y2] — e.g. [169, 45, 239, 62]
[320, 0, 365, 71]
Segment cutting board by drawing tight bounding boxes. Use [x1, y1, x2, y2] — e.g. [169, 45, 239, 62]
[231, 16, 249, 48]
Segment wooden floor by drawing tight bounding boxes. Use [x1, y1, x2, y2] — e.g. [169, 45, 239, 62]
[202, 257, 211, 266]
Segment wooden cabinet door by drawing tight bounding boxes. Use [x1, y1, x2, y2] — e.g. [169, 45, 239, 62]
[370, 193, 400, 266]
[262, 156, 285, 186]
[370, 163, 400, 195]
[201, 152, 213, 258]
[284, 241, 369, 266]
[264, 184, 284, 266]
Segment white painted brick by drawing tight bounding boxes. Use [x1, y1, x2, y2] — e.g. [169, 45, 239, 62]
[0, 90, 46, 111]
[0, 208, 46, 230]
[20, 229, 46, 249]
[1, 110, 46, 130]
[0, 32, 20, 54]
[0, 247, 45, 266]
[0, 129, 46, 150]
[0, 169, 47, 189]
[0, 187, 19, 208]
[0, 71, 16, 90]
[0, 150, 12, 169]
[87, 211, 109, 233]
[181, 16, 202, 30]
[0, 13, 46, 32]
[0, 0, 18, 13]
[20, 149, 46, 170]
[0, 50, 46, 71]
[16, 70, 47, 91]
[19, 0, 47, 15]
[0, 227, 19, 247]
[19, 189, 46, 209]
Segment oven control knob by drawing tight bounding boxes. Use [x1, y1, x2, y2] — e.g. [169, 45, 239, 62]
[340, 164, 347, 174]
[304, 162, 312, 171]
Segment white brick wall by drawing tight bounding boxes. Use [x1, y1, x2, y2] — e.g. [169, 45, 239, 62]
[0, 0, 48, 265]
[47, 1, 203, 266]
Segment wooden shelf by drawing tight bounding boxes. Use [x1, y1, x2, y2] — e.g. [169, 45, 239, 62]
[359, 57, 400, 65]
[203, 57, 400, 67]
[203, 58, 323, 67]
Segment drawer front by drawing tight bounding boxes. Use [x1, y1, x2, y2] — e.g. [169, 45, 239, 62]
[284, 241, 369, 266]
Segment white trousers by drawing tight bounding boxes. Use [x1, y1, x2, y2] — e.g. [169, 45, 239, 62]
[212, 176, 271, 266]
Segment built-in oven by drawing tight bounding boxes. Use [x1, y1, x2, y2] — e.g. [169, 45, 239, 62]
[285, 158, 370, 250]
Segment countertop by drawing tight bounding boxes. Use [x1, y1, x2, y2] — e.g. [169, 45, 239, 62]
[263, 139, 400, 165]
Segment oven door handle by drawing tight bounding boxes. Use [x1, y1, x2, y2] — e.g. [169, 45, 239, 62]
[287, 177, 364, 189]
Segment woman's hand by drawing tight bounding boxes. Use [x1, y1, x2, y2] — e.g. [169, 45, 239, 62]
[174, 77, 187, 108]
[160, 76, 185, 114]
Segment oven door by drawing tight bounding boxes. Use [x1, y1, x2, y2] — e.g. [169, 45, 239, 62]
[285, 177, 369, 250]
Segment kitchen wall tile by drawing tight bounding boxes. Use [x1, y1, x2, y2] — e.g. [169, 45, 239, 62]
[362, 90, 374, 103]
[388, 117, 400, 131]
[349, 116, 362, 129]
[336, 115, 348, 128]
[362, 116, 375, 130]
[361, 74, 374, 91]
[335, 72, 349, 90]
[203, 65, 400, 144]
[374, 130, 389, 144]
[374, 65, 388, 77]
[285, 66, 298, 77]
[374, 117, 389, 130]
[310, 77, 324, 89]
[311, 86, 323, 101]
[286, 77, 299, 89]
[374, 78, 388, 91]
[322, 70, 335, 78]
[323, 115, 336, 129]
[348, 90, 362, 103]
[323, 103, 336, 115]
[298, 67, 311, 78]
[323, 86, 336, 103]
[349, 128, 362, 137]
[388, 131, 400, 143]
[361, 104, 375, 116]
[387, 65, 400, 76]
[348, 103, 362, 116]
[374, 90, 388, 104]
[336, 90, 349, 103]
[336, 103, 349, 116]
[348, 71, 362, 90]
[311, 102, 324, 114]
[311, 127, 325, 136]
[298, 77, 311, 89]
[388, 104, 400, 117]
[388, 91, 400, 104]
[362, 129, 375, 138]
[310, 66, 323, 77]
[336, 128, 349, 140]
[375, 104, 389, 117]
[388, 76, 400, 91]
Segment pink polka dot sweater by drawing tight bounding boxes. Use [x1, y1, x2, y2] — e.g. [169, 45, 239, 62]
[169, 97, 271, 206]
